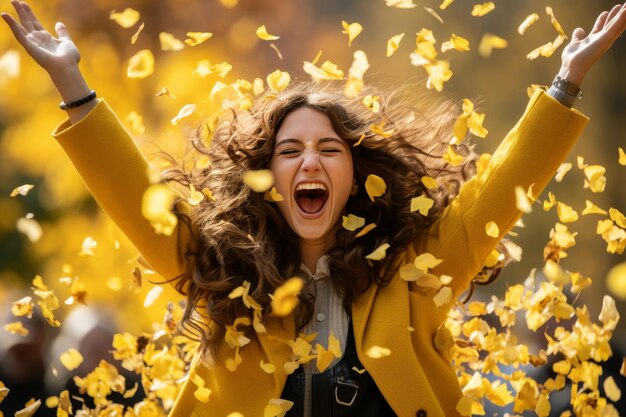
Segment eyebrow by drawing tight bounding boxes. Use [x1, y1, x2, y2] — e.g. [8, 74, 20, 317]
[275, 137, 345, 147]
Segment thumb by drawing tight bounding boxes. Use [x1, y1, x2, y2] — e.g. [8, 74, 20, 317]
[55, 21, 72, 40]
[572, 27, 586, 41]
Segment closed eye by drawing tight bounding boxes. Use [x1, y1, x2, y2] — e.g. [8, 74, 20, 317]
[279, 149, 301, 155]
[321, 148, 341, 154]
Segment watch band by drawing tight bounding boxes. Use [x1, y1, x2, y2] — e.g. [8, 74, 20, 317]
[552, 75, 583, 98]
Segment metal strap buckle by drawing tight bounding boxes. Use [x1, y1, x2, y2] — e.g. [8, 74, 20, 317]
[335, 380, 359, 406]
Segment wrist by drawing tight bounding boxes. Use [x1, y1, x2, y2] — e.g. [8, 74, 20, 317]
[556, 66, 586, 87]
[48, 64, 92, 104]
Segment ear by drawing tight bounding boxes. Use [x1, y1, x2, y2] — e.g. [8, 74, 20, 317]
[350, 179, 359, 196]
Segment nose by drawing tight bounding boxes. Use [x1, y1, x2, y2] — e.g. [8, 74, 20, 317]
[301, 149, 321, 173]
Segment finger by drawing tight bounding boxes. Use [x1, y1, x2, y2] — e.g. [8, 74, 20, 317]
[55, 22, 72, 41]
[11, 1, 34, 32]
[604, 3, 623, 26]
[572, 27, 586, 41]
[1, 12, 29, 45]
[22, 2, 45, 31]
[590, 11, 609, 34]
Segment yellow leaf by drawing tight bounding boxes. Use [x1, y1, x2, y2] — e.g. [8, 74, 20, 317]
[15, 399, 41, 417]
[410, 195, 434, 216]
[141, 184, 178, 236]
[619, 147, 626, 166]
[4, 321, 29, 336]
[17, 215, 42, 242]
[267, 70, 291, 92]
[131, 22, 144, 44]
[159, 32, 185, 51]
[543, 191, 557, 211]
[439, 0, 454, 10]
[584, 165, 607, 193]
[270, 277, 304, 317]
[355, 223, 377, 237]
[366, 243, 390, 261]
[414, 252, 442, 272]
[264, 187, 284, 202]
[433, 286, 452, 307]
[604, 376, 622, 402]
[11, 296, 34, 318]
[441, 34, 470, 53]
[342, 214, 365, 231]
[363, 95, 380, 113]
[127, 49, 155, 79]
[264, 399, 293, 417]
[599, 295, 620, 331]
[256, 25, 280, 40]
[109, 8, 140, 28]
[385, 0, 417, 8]
[556, 202, 579, 223]
[365, 174, 386, 201]
[545, 6, 566, 36]
[125, 111, 145, 135]
[143, 285, 163, 308]
[555, 162, 572, 182]
[185, 32, 213, 46]
[421, 176, 438, 189]
[386, 33, 405, 57]
[60, 348, 83, 371]
[366, 345, 391, 359]
[424, 7, 444, 24]
[341, 21, 363, 46]
[526, 34, 566, 60]
[518, 13, 539, 35]
[515, 186, 533, 213]
[478, 33, 508, 58]
[243, 170, 274, 192]
[10, 184, 34, 197]
[535, 393, 551, 417]
[485, 221, 499, 237]
[260, 360, 276, 373]
[79, 236, 97, 256]
[415, 273, 443, 289]
[471, 2, 495, 17]
[456, 396, 472, 416]
[443, 145, 463, 165]
[609, 208, 626, 228]
[399, 263, 424, 281]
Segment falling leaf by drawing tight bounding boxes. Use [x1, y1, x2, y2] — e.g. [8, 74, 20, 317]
[0, 50, 20, 85]
[12, 296, 34, 318]
[609, 208, 626, 228]
[441, 34, 470, 53]
[414, 252, 442, 272]
[355, 223, 377, 237]
[556, 202, 579, 223]
[4, 321, 29, 336]
[421, 176, 438, 189]
[341, 21, 363, 46]
[17, 214, 42, 242]
[515, 186, 533, 213]
[264, 187, 284, 202]
[264, 399, 294, 417]
[144, 285, 163, 308]
[478, 34, 508, 57]
[603, 376, 621, 402]
[130, 22, 145, 44]
[485, 221, 499, 238]
[257, 25, 280, 40]
[366, 345, 391, 358]
[243, 170, 274, 192]
[270, 277, 304, 317]
[10, 184, 34, 197]
[365, 243, 390, 261]
[269, 43, 283, 60]
[518, 13, 539, 35]
[127, 49, 155, 78]
[190, 372, 212, 402]
[545, 6, 566, 36]
[110, 8, 140, 28]
[171, 104, 198, 125]
[159, 32, 185, 51]
[79, 236, 97, 256]
[433, 286, 452, 307]
[266, 70, 291, 92]
[385, 0, 416, 8]
[526, 34, 567, 60]
[363, 95, 380, 113]
[439, 0, 454, 10]
[342, 214, 365, 231]
[584, 165, 607, 193]
[260, 360, 276, 373]
[365, 174, 387, 201]
[185, 32, 213, 46]
[582, 200, 607, 216]
[60, 348, 83, 371]
[15, 399, 41, 417]
[424, 7, 444, 24]
[386, 33, 405, 57]
[471, 2, 495, 16]
[303, 60, 344, 81]
[410, 195, 434, 216]
[443, 145, 464, 165]
[141, 184, 178, 236]
[619, 147, 626, 166]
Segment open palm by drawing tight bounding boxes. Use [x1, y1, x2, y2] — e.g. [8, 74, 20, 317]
[1, 1, 80, 71]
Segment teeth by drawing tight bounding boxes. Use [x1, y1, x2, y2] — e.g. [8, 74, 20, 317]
[296, 182, 327, 191]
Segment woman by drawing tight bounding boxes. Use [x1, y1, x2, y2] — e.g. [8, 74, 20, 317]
[3, 1, 626, 416]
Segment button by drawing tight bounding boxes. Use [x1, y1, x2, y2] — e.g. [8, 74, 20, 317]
[416, 409, 427, 417]
[316, 313, 326, 322]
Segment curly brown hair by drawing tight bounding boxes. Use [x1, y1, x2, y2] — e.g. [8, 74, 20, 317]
[162, 81, 503, 357]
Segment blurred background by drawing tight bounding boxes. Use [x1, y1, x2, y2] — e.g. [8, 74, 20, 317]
[0, 0, 624, 415]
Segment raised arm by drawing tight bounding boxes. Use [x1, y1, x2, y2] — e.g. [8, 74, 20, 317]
[416, 3, 626, 299]
[2, 1, 192, 283]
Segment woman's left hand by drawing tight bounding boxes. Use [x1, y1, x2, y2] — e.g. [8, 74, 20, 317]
[558, 3, 626, 86]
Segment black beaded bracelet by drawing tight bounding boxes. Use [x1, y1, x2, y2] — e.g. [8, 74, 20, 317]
[59, 90, 97, 110]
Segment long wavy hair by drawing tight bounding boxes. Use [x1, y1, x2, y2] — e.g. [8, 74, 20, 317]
[162, 81, 506, 357]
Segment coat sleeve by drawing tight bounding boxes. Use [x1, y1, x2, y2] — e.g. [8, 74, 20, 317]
[414, 88, 589, 300]
[52, 99, 193, 284]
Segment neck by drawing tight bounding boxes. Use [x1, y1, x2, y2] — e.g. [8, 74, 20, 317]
[300, 236, 334, 274]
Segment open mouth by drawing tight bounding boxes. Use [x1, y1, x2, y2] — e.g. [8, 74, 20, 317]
[294, 183, 329, 214]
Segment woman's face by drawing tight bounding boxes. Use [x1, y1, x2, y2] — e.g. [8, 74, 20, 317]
[270, 106, 354, 242]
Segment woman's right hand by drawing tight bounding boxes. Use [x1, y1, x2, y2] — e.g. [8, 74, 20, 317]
[1, 1, 80, 73]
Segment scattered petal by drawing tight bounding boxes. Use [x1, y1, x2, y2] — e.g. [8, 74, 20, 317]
[365, 243, 390, 261]
[159, 32, 185, 51]
[485, 221, 499, 238]
[131, 22, 145, 44]
[471, 2, 495, 17]
[515, 186, 533, 213]
[143, 285, 163, 308]
[257, 25, 280, 40]
[127, 49, 155, 78]
[110, 8, 140, 28]
[342, 214, 365, 231]
[410, 195, 434, 216]
[355, 223, 377, 237]
[385, 0, 417, 8]
[478, 34, 508, 58]
[424, 7, 444, 24]
[365, 174, 387, 201]
[518, 13, 539, 35]
[386, 33, 405, 57]
[619, 147, 626, 166]
[243, 170, 274, 192]
[264, 187, 284, 202]
[267, 69, 291, 92]
[60, 348, 83, 371]
[341, 21, 363, 46]
[433, 286, 452, 307]
[10, 184, 34, 197]
[185, 32, 213, 46]
[271, 277, 304, 317]
[366, 345, 391, 359]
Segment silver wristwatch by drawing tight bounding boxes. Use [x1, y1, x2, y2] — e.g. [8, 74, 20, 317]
[547, 75, 583, 108]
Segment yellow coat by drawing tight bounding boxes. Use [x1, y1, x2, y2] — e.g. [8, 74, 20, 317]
[53, 89, 588, 417]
